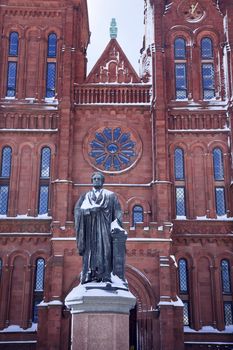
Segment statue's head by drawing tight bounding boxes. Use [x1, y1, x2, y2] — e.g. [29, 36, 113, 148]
[91, 172, 105, 189]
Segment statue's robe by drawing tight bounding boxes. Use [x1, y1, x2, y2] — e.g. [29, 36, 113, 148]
[74, 188, 122, 283]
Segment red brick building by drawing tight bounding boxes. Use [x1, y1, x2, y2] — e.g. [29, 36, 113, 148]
[0, 0, 233, 349]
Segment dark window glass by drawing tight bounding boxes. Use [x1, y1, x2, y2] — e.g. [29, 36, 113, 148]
[224, 302, 233, 326]
[6, 62, 17, 97]
[202, 63, 215, 99]
[175, 63, 187, 99]
[183, 301, 190, 326]
[201, 37, 213, 59]
[47, 33, 57, 58]
[132, 205, 143, 225]
[35, 259, 45, 291]
[175, 148, 184, 180]
[38, 185, 49, 214]
[213, 148, 224, 180]
[1, 147, 12, 178]
[176, 187, 186, 216]
[221, 260, 231, 294]
[215, 187, 226, 216]
[46, 63, 56, 98]
[174, 38, 186, 59]
[33, 258, 45, 323]
[9, 32, 19, 56]
[40, 148, 51, 178]
[0, 185, 9, 214]
[178, 259, 188, 293]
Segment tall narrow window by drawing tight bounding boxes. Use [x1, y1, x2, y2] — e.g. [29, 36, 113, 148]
[174, 38, 186, 59]
[215, 187, 226, 216]
[132, 205, 144, 226]
[213, 148, 224, 180]
[176, 187, 186, 216]
[221, 260, 231, 294]
[201, 37, 215, 100]
[178, 259, 189, 293]
[221, 260, 233, 326]
[6, 32, 19, 97]
[32, 258, 45, 323]
[174, 147, 186, 217]
[174, 38, 187, 99]
[38, 147, 51, 215]
[178, 258, 190, 325]
[46, 33, 57, 98]
[0, 147, 12, 215]
[175, 148, 185, 180]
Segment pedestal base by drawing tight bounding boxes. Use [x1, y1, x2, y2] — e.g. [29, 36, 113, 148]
[65, 280, 136, 350]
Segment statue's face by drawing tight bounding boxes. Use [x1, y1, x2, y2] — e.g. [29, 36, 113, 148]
[92, 173, 104, 189]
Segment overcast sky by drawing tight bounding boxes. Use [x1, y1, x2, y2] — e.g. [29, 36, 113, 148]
[87, 0, 144, 73]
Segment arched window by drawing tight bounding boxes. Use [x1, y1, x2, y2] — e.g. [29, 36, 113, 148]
[174, 38, 186, 59]
[132, 205, 144, 226]
[201, 37, 215, 100]
[174, 147, 185, 180]
[213, 148, 224, 180]
[9, 32, 19, 56]
[178, 258, 190, 325]
[33, 258, 45, 323]
[213, 147, 226, 216]
[38, 147, 51, 215]
[0, 146, 12, 215]
[6, 32, 19, 97]
[47, 33, 57, 58]
[174, 37, 187, 99]
[46, 33, 57, 98]
[201, 37, 213, 59]
[221, 260, 233, 326]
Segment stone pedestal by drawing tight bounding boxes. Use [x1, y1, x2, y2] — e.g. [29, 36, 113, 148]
[65, 281, 136, 350]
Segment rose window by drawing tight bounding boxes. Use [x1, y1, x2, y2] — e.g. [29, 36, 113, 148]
[88, 127, 139, 172]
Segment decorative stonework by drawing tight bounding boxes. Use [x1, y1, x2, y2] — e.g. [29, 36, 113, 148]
[173, 220, 233, 235]
[0, 219, 52, 233]
[178, 0, 205, 22]
[126, 249, 158, 257]
[85, 126, 142, 173]
[0, 112, 59, 130]
[168, 113, 228, 131]
[3, 9, 61, 18]
[86, 39, 141, 84]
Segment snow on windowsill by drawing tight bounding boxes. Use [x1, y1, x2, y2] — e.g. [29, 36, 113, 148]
[175, 215, 233, 221]
[0, 214, 52, 220]
[184, 325, 233, 334]
[0, 323, 37, 333]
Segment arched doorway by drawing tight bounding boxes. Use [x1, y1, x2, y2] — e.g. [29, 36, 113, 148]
[126, 265, 157, 350]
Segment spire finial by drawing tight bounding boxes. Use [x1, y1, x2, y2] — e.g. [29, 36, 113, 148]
[110, 18, 118, 39]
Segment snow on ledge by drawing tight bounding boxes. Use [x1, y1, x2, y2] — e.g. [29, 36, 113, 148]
[184, 325, 233, 334]
[0, 214, 52, 220]
[176, 215, 233, 221]
[0, 323, 37, 333]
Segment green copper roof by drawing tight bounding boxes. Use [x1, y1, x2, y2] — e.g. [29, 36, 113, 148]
[110, 18, 118, 39]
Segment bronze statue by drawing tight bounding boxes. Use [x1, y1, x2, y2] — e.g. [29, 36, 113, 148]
[74, 172, 123, 284]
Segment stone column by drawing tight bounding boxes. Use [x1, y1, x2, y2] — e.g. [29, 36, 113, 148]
[65, 283, 136, 350]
